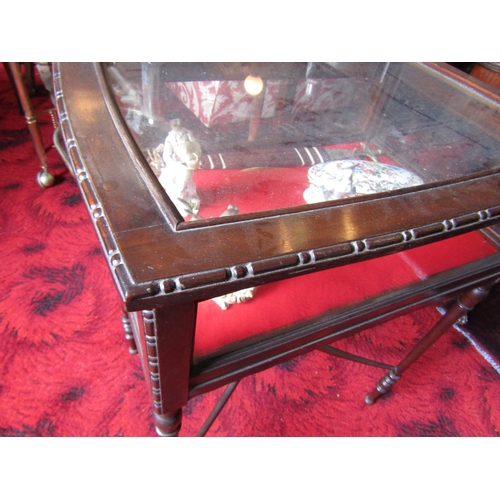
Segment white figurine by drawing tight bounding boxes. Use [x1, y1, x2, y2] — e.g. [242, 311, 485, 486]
[212, 287, 256, 310]
[158, 115, 202, 217]
[156, 116, 257, 310]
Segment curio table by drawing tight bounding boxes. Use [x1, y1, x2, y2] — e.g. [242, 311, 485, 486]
[54, 62, 500, 436]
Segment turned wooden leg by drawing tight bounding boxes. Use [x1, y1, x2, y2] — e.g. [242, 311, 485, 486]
[121, 308, 137, 355]
[365, 281, 496, 405]
[7, 62, 55, 188]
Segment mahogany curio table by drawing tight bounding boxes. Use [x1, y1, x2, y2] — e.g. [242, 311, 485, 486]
[54, 62, 500, 436]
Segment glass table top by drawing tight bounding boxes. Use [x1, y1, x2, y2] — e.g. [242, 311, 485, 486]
[105, 62, 500, 222]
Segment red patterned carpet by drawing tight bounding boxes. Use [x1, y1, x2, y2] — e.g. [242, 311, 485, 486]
[1, 65, 500, 437]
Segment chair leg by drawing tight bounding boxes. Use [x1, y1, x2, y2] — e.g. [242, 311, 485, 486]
[364, 280, 496, 405]
[7, 62, 55, 188]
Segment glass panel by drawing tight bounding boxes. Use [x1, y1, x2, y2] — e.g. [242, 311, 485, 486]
[105, 62, 500, 222]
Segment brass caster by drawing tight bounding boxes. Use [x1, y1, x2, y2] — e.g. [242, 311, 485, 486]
[37, 169, 55, 188]
[364, 394, 375, 405]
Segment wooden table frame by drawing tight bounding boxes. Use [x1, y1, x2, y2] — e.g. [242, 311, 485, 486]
[54, 62, 500, 436]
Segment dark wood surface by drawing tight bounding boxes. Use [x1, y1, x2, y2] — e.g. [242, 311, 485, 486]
[471, 63, 500, 92]
[55, 63, 500, 310]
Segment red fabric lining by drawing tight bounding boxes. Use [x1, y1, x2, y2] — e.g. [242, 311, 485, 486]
[193, 142, 395, 218]
[193, 142, 497, 357]
[399, 231, 497, 278]
[194, 232, 497, 357]
[194, 166, 310, 218]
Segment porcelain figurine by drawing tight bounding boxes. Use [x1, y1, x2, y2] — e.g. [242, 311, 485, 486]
[212, 287, 256, 310]
[303, 159, 424, 204]
[158, 115, 202, 217]
[156, 117, 257, 309]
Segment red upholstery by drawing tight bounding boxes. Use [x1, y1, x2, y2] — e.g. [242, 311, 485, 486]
[194, 231, 497, 357]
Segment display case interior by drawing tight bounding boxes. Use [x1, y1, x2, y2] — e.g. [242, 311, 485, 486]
[105, 62, 500, 223]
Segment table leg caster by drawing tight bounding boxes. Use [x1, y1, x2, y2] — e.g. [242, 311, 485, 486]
[37, 168, 55, 188]
[364, 369, 401, 405]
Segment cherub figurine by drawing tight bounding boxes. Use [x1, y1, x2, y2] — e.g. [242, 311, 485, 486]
[155, 114, 256, 309]
[158, 113, 202, 217]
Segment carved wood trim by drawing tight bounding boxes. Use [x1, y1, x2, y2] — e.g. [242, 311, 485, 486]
[53, 63, 130, 302]
[142, 310, 163, 414]
[126, 208, 500, 310]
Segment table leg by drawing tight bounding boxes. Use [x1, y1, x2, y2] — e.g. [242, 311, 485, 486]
[141, 304, 197, 437]
[365, 280, 497, 405]
[121, 307, 137, 355]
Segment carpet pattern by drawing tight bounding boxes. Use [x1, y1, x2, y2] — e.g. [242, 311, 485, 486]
[1, 65, 499, 437]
